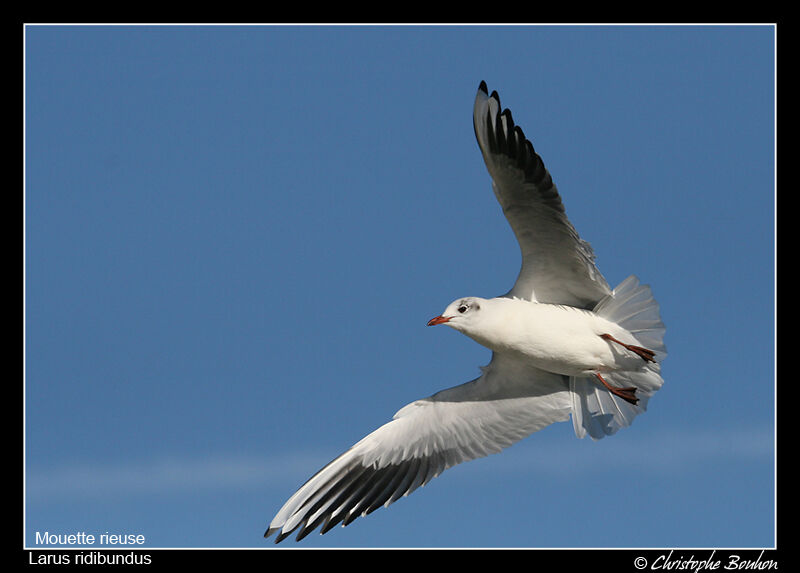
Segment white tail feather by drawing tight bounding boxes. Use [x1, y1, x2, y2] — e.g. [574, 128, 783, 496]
[571, 275, 667, 440]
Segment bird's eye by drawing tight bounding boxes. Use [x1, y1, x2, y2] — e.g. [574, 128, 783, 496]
[457, 305, 468, 313]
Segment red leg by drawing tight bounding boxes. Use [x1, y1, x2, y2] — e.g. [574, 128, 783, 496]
[600, 333, 656, 363]
[594, 373, 639, 405]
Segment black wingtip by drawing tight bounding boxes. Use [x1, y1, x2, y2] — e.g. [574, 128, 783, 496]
[264, 526, 294, 544]
[477, 81, 501, 108]
[274, 530, 292, 544]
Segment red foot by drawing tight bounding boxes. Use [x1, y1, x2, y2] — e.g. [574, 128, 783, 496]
[600, 333, 656, 363]
[594, 373, 639, 405]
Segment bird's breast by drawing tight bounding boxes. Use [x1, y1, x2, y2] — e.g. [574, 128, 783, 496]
[475, 301, 615, 376]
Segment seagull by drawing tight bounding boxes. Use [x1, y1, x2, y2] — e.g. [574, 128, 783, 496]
[265, 81, 666, 543]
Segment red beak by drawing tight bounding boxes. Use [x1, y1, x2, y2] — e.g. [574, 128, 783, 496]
[426, 315, 451, 326]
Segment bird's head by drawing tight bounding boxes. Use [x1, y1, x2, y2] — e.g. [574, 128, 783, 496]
[427, 297, 485, 333]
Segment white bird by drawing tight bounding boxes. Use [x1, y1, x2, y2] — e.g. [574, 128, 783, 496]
[265, 81, 666, 543]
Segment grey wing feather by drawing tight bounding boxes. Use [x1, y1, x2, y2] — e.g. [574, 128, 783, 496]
[265, 353, 572, 542]
[473, 81, 610, 308]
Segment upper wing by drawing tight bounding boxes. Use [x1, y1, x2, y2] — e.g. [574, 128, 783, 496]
[473, 81, 610, 308]
[265, 353, 572, 543]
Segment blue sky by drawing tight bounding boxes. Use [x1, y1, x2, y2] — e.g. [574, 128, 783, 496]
[24, 25, 775, 549]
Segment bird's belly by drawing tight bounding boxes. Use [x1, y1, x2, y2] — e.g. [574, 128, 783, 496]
[475, 305, 627, 376]
[502, 334, 613, 376]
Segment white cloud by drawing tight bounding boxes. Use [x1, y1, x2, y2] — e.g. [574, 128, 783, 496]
[26, 424, 773, 503]
[26, 450, 334, 503]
